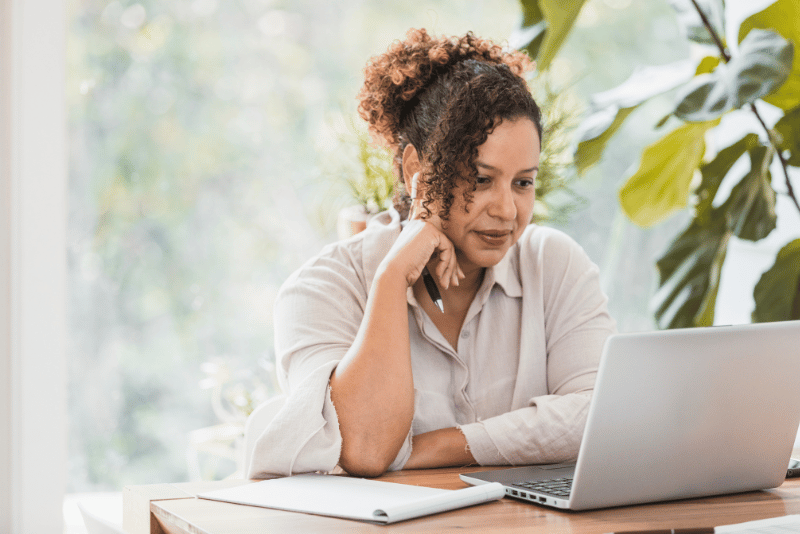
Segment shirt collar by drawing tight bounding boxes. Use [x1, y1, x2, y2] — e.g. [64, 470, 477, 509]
[456, 244, 521, 329]
[484, 243, 522, 299]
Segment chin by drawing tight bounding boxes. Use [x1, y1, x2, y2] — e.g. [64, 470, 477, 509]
[464, 249, 509, 269]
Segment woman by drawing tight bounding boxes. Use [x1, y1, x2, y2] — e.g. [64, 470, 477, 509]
[248, 29, 615, 478]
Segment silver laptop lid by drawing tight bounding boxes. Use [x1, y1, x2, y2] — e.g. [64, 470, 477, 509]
[569, 321, 800, 510]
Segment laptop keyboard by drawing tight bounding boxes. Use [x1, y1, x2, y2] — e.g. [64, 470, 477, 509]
[514, 477, 573, 498]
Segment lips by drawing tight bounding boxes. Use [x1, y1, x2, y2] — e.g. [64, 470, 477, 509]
[474, 230, 512, 246]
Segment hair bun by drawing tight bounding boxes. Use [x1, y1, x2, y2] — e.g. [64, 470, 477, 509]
[357, 28, 533, 149]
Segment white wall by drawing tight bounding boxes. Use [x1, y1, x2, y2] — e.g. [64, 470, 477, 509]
[1, 0, 13, 522]
[0, 0, 67, 531]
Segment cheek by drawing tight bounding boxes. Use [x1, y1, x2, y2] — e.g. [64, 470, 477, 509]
[517, 196, 536, 222]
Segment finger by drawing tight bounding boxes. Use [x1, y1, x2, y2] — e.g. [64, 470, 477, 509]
[435, 249, 449, 290]
[439, 242, 461, 291]
[449, 248, 460, 288]
[435, 245, 452, 290]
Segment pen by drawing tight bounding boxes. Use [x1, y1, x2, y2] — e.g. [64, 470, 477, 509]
[607, 528, 715, 534]
[421, 266, 444, 312]
[408, 173, 443, 313]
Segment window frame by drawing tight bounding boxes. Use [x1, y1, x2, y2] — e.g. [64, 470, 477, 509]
[0, 0, 67, 531]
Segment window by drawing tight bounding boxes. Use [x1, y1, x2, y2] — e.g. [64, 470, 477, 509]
[67, 0, 520, 492]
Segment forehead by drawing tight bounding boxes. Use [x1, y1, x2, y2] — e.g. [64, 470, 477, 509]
[477, 118, 540, 167]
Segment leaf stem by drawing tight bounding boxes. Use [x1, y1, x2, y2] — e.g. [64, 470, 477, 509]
[688, 0, 730, 62]
[689, 0, 800, 216]
[751, 103, 800, 214]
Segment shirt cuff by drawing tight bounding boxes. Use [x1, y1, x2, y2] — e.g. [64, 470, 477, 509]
[458, 421, 507, 465]
[387, 387, 421, 471]
[387, 431, 413, 471]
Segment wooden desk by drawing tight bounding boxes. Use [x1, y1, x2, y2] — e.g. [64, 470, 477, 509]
[124, 463, 800, 534]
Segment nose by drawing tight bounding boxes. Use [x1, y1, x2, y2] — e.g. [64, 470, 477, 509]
[487, 184, 517, 221]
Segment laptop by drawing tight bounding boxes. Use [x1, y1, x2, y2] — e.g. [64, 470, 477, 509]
[460, 321, 800, 510]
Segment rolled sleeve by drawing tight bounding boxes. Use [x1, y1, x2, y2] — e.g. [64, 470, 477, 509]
[248, 360, 342, 477]
[459, 392, 592, 465]
[251, 242, 369, 476]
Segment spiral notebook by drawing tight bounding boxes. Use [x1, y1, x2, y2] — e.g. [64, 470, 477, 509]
[198, 473, 505, 524]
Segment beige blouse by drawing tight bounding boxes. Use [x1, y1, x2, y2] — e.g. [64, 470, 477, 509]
[248, 209, 616, 478]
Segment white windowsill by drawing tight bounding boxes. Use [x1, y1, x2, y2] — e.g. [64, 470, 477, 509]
[63, 493, 123, 534]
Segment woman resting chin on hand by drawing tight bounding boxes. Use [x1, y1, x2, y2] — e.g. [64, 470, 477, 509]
[247, 28, 616, 480]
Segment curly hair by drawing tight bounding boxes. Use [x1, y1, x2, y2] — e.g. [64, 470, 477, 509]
[357, 28, 541, 220]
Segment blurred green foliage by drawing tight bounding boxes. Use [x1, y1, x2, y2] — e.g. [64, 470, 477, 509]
[574, 0, 800, 329]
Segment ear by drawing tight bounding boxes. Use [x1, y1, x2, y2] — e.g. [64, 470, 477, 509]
[401, 144, 422, 191]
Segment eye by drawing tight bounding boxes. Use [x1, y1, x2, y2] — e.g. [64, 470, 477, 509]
[516, 178, 535, 188]
[476, 176, 491, 185]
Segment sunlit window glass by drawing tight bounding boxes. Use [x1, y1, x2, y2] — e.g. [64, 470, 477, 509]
[67, 0, 520, 490]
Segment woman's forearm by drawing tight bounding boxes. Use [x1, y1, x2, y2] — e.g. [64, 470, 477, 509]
[404, 427, 476, 469]
[329, 264, 416, 477]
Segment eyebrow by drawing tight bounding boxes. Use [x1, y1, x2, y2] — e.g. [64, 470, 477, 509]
[476, 162, 539, 174]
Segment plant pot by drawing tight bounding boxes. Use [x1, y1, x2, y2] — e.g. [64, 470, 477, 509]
[337, 205, 375, 240]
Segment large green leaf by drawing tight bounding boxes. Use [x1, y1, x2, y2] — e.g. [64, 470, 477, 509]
[668, 0, 725, 46]
[723, 145, 777, 241]
[513, 0, 587, 70]
[575, 107, 634, 175]
[510, 0, 546, 61]
[695, 133, 760, 224]
[739, 0, 800, 110]
[752, 239, 800, 322]
[674, 29, 794, 122]
[774, 105, 800, 166]
[652, 213, 731, 329]
[574, 60, 696, 175]
[619, 121, 717, 227]
[590, 60, 698, 110]
[653, 140, 778, 329]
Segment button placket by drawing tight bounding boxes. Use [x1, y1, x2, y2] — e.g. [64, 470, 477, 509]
[456, 316, 478, 422]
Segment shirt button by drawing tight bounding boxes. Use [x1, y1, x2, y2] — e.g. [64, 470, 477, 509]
[460, 330, 470, 339]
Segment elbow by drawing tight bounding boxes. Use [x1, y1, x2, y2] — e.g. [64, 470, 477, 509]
[341, 460, 389, 478]
[338, 441, 396, 478]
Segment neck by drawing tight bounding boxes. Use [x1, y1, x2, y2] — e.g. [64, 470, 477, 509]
[452, 249, 486, 294]
[426, 262, 484, 314]
[455, 264, 485, 294]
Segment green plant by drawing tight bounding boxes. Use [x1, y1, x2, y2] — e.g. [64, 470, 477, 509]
[572, 0, 800, 328]
[511, 0, 587, 72]
[528, 74, 585, 223]
[342, 119, 396, 214]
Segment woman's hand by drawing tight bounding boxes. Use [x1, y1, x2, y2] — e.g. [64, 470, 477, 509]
[379, 173, 464, 289]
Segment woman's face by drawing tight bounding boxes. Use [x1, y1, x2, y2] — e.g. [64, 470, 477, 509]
[442, 118, 540, 274]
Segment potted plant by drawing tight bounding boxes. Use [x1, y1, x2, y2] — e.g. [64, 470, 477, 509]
[335, 120, 396, 239]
